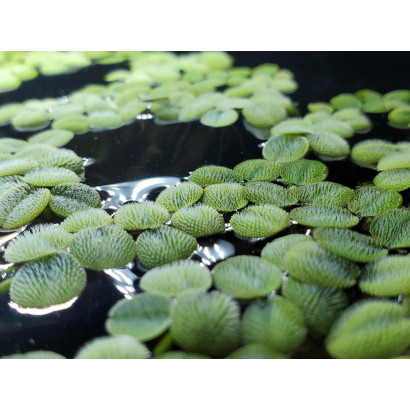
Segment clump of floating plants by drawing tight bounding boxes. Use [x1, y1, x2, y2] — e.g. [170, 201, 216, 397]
[0, 51, 409, 360]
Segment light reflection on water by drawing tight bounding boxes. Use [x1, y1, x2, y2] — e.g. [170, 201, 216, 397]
[8, 297, 78, 316]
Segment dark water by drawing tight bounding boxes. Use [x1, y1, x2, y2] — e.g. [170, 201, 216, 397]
[0, 52, 409, 358]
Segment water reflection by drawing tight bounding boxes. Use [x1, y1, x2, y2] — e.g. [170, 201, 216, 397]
[104, 268, 137, 299]
[193, 239, 235, 267]
[8, 297, 78, 316]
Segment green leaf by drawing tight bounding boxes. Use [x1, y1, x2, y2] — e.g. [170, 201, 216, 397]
[0, 137, 28, 153]
[290, 206, 359, 228]
[171, 204, 225, 237]
[3, 351, 66, 359]
[226, 344, 287, 359]
[11, 109, 49, 131]
[312, 119, 354, 138]
[38, 148, 84, 174]
[171, 291, 241, 358]
[242, 100, 287, 128]
[369, 209, 410, 249]
[49, 103, 84, 120]
[284, 241, 360, 288]
[233, 159, 280, 182]
[293, 182, 353, 206]
[242, 296, 307, 354]
[28, 129, 74, 147]
[202, 183, 248, 212]
[0, 103, 23, 124]
[347, 186, 403, 216]
[230, 204, 290, 238]
[313, 227, 388, 262]
[140, 260, 212, 297]
[261, 234, 314, 271]
[87, 111, 122, 129]
[262, 135, 309, 163]
[10, 251, 86, 308]
[377, 151, 410, 170]
[270, 118, 312, 136]
[282, 277, 349, 335]
[52, 115, 89, 134]
[106, 293, 171, 341]
[178, 97, 215, 121]
[212, 255, 282, 299]
[307, 102, 333, 113]
[136, 225, 198, 269]
[113, 201, 170, 231]
[280, 159, 328, 185]
[351, 139, 397, 168]
[155, 351, 209, 359]
[330, 93, 361, 109]
[75, 335, 150, 359]
[326, 301, 410, 359]
[70, 225, 137, 269]
[60, 208, 113, 232]
[388, 106, 410, 128]
[49, 183, 101, 217]
[374, 169, 410, 192]
[199, 109, 238, 127]
[306, 132, 350, 158]
[22, 167, 81, 187]
[188, 165, 241, 186]
[359, 255, 410, 297]
[244, 181, 297, 207]
[5, 224, 72, 263]
[155, 182, 203, 212]
[0, 158, 38, 177]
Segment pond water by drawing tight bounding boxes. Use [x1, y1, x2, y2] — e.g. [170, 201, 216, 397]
[0, 53, 408, 358]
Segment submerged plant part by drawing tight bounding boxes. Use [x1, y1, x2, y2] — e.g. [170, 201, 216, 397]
[212, 255, 283, 299]
[60, 208, 113, 232]
[136, 225, 198, 269]
[171, 204, 225, 237]
[284, 241, 360, 288]
[369, 209, 410, 249]
[313, 227, 388, 262]
[170, 291, 241, 358]
[188, 165, 241, 186]
[261, 234, 314, 271]
[4, 224, 72, 263]
[10, 251, 86, 308]
[230, 204, 290, 238]
[113, 201, 170, 231]
[242, 295, 307, 354]
[106, 293, 171, 341]
[70, 225, 137, 269]
[155, 182, 203, 212]
[289, 206, 359, 228]
[359, 255, 410, 296]
[75, 335, 150, 359]
[282, 277, 349, 335]
[202, 183, 248, 212]
[140, 260, 212, 298]
[325, 301, 410, 359]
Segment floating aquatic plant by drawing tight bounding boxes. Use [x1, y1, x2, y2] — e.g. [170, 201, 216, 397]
[38, 148, 84, 174]
[359, 255, 410, 297]
[313, 227, 388, 262]
[325, 300, 410, 359]
[373, 169, 410, 192]
[199, 109, 238, 127]
[290, 206, 359, 228]
[170, 291, 241, 358]
[270, 118, 312, 136]
[226, 344, 287, 359]
[369, 209, 410, 249]
[262, 135, 309, 163]
[75, 335, 150, 359]
[0, 137, 28, 153]
[377, 151, 410, 170]
[243, 182, 298, 207]
[87, 111, 123, 129]
[312, 118, 354, 138]
[0, 158, 38, 177]
[347, 186, 403, 217]
[22, 167, 81, 187]
[330, 93, 362, 110]
[261, 234, 314, 271]
[4, 224, 72, 263]
[233, 159, 280, 182]
[284, 241, 360, 288]
[2, 351, 66, 359]
[52, 115, 89, 134]
[155, 182, 203, 212]
[279, 159, 328, 185]
[230, 204, 290, 238]
[0, 103, 23, 124]
[49, 103, 84, 120]
[212, 255, 282, 299]
[10, 251, 86, 308]
[106, 293, 171, 341]
[171, 204, 225, 237]
[27, 129, 74, 147]
[113, 201, 170, 231]
[155, 351, 209, 359]
[306, 132, 350, 158]
[140, 260, 212, 298]
[282, 277, 349, 335]
[49, 183, 100, 217]
[188, 165, 241, 186]
[178, 97, 215, 122]
[70, 225, 137, 269]
[388, 106, 410, 128]
[332, 108, 372, 133]
[242, 100, 287, 128]
[136, 225, 198, 269]
[293, 181, 353, 206]
[60, 208, 113, 232]
[202, 183, 248, 212]
[307, 102, 333, 113]
[11, 109, 49, 131]
[0, 184, 50, 229]
[242, 295, 307, 354]
[13, 143, 56, 161]
[350, 139, 397, 168]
